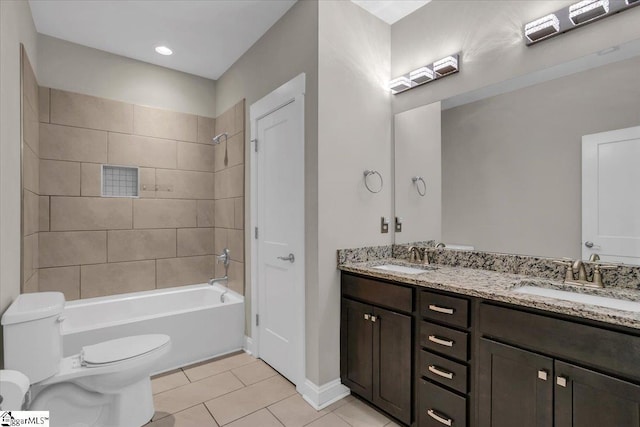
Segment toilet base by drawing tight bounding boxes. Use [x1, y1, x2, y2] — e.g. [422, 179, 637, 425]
[31, 377, 154, 427]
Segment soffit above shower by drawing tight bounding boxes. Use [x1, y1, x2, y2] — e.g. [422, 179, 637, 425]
[350, 0, 432, 25]
[28, 0, 296, 80]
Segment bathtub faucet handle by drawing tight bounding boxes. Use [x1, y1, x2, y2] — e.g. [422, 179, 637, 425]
[217, 248, 231, 268]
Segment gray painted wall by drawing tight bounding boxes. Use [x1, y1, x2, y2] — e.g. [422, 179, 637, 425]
[391, 0, 640, 114]
[442, 55, 640, 258]
[317, 0, 391, 384]
[37, 35, 216, 117]
[213, 0, 320, 383]
[0, 1, 38, 316]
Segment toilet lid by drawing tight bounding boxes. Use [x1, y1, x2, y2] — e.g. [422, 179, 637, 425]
[81, 334, 170, 366]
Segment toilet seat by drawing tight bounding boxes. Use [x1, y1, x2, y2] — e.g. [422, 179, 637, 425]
[81, 334, 170, 367]
[38, 334, 171, 386]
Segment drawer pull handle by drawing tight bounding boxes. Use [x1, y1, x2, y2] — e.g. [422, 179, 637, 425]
[428, 335, 454, 347]
[428, 365, 454, 379]
[427, 409, 453, 426]
[428, 304, 454, 315]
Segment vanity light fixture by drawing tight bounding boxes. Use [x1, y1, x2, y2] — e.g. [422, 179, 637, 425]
[389, 76, 412, 94]
[524, 0, 637, 45]
[433, 55, 459, 76]
[389, 53, 460, 95]
[409, 67, 434, 84]
[569, 0, 609, 25]
[524, 14, 560, 42]
[155, 46, 173, 56]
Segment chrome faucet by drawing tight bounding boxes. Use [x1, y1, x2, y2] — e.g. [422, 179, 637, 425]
[209, 248, 231, 302]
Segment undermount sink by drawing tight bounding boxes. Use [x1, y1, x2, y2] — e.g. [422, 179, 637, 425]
[513, 285, 640, 313]
[373, 264, 436, 275]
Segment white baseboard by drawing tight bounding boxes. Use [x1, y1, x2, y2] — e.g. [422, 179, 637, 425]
[243, 336, 255, 355]
[299, 378, 350, 410]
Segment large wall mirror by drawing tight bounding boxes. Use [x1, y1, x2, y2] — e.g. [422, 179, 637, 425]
[394, 42, 640, 262]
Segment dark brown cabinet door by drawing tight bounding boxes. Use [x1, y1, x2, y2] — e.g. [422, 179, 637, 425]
[372, 306, 412, 425]
[478, 339, 553, 427]
[555, 360, 640, 427]
[341, 298, 373, 399]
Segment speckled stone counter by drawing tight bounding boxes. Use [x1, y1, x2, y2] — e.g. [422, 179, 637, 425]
[339, 258, 640, 331]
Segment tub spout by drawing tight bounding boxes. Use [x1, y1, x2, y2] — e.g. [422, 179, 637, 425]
[208, 276, 228, 286]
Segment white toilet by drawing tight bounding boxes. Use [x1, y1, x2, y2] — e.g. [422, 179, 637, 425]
[1, 292, 171, 427]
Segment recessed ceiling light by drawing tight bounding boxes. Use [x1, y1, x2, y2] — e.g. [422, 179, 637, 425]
[155, 46, 173, 56]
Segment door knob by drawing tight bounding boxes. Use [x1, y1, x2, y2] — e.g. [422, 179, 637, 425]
[585, 241, 594, 248]
[277, 253, 295, 263]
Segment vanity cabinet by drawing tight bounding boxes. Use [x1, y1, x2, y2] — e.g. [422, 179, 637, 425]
[340, 271, 640, 427]
[479, 303, 640, 427]
[341, 274, 414, 425]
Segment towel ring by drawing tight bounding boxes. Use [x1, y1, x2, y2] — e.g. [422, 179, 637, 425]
[412, 176, 426, 197]
[363, 170, 383, 193]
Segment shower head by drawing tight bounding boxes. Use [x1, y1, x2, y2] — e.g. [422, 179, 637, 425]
[212, 132, 228, 145]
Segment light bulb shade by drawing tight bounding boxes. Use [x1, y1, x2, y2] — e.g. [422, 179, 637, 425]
[524, 14, 560, 42]
[409, 67, 434, 84]
[389, 76, 412, 93]
[569, 0, 609, 25]
[433, 55, 458, 76]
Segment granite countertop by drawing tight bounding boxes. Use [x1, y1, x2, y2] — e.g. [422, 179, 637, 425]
[339, 258, 640, 331]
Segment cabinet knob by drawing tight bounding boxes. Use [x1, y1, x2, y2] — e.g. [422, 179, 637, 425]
[370, 315, 377, 322]
[557, 376, 568, 387]
[364, 314, 370, 320]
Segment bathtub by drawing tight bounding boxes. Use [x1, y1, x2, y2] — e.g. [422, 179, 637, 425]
[61, 283, 244, 374]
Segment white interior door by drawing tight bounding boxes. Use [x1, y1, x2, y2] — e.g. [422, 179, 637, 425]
[251, 75, 305, 386]
[582, 126, 640, 264]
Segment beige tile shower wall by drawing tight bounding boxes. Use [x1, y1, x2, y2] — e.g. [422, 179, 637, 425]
[213, 101, 245, 296]
[22, 48, 40, 294]
[37, 88, 225, 300]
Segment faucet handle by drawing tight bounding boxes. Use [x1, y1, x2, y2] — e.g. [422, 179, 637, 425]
[422, 248, 436, 265]
[553, 259, 574, 282]
[589, 263, 616, 288]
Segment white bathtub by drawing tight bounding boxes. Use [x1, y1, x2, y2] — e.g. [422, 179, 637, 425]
[61, 283, 244, 374]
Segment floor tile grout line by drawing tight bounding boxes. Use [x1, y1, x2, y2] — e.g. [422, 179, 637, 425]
[151, 401, 211, 423]
[202, 402, 221, 427]
[264, 406, 285, 426]
[209, 388, 297, 426]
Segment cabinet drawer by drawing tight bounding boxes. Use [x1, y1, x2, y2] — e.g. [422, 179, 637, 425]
[419, 379, 467, 427]
[420, 350, 468, 394]
[342, 274, 413, 313]
[420, 321, 469, 362]
[420, 291, 469, 328]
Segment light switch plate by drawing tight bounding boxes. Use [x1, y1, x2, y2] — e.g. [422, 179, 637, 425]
[381, 217, 389, 233]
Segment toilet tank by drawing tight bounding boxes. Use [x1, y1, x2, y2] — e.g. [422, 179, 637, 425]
[1, 292, 65, 384]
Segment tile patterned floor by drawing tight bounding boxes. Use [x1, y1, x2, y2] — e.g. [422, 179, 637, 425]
[148, 352, 400, 427]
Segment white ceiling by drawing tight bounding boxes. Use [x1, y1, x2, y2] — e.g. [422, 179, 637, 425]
[29, 0, 430, 81]
[351, 0, 431, 25]
[28, 0, 296, 80]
